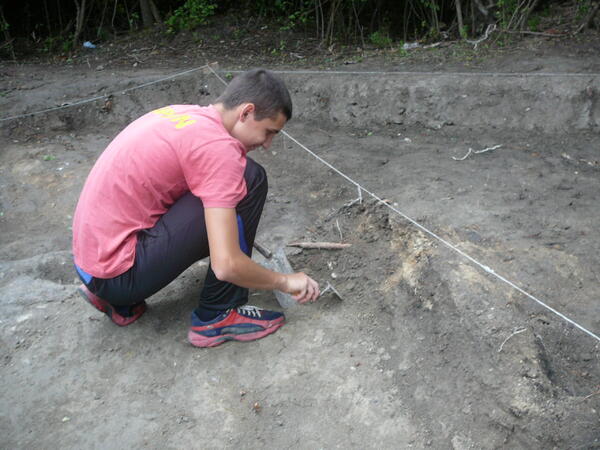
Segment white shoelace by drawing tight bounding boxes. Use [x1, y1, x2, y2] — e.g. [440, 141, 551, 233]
[237, 305, 262, 318]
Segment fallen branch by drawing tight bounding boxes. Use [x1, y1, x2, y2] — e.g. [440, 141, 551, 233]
[423, 41, 444, 48]
[344, 186, 363, 207]
[453, 144, 502, 161]
[466, 23, 497, 49]
[287, 242, 351, 249]
[128, 53, 144, 64]
[498, 327, 527, 352]
[335, 219, 343, 241]
[581, 389, 600, 402]
[499, 29, 569, 38]
[130, 46, 154, 53]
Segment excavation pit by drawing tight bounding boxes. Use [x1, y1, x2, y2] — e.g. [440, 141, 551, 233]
[1, 66, 599, 448]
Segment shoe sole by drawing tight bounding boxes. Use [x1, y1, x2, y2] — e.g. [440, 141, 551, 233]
[188, 320, 285, 348]
[78, 286, 145, 327]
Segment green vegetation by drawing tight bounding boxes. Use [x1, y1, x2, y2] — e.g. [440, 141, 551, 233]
[528, 15, 541, 31]
[42, 35, 73, 53]
[577, 0, 592, 18]
[495, 0, 541, 30]
[369, 30, 392, 48]
[0, 16, 9, 33]
[0, 0, 595, 58]
[165, 0, 217, 33]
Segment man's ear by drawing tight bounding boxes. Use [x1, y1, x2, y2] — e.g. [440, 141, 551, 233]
[240, 103, 256, 122]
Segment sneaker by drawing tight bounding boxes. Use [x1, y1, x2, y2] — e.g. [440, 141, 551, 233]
[188, 305, 285, 348]
[78, 284, 146, 326]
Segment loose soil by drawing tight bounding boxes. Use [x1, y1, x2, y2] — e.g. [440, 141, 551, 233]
[1, 22, 599, 449]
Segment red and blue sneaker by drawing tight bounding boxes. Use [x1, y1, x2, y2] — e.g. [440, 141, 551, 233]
[188, 305, 285, 348]
[78, 284, 147, 326]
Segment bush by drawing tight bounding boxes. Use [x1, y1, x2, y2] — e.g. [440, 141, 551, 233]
[369, 30, 392, 48]
[41, 35, 73, 53]
[166, 0, 217, 33]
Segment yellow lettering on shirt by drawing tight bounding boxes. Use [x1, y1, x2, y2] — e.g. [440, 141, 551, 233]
[152, 106, 197, 129]
[173, 115, 196, 129]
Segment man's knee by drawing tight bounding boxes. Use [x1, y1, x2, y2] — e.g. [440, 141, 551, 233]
[245, 158, 268, 194]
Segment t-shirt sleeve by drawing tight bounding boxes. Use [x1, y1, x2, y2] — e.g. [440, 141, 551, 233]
[180, 140, 248, 208]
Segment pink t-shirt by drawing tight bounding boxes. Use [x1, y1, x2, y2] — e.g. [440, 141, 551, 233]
[72, 104, 248, 278]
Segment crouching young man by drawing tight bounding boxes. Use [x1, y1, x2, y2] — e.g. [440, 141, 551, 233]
[72, 69, 320, 347]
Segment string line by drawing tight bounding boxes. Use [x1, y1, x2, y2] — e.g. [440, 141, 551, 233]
[5, 65, 597, 123]
[282, 131, 600, 343]
[4, 62, 596, 342]
[225, 69, 600, 78]
[207, 64, 600, 343]
[1, 63, 213, 122]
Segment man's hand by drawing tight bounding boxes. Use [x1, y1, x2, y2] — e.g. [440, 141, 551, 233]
[205, 208, 320, 305]
[280, 272, 320, 304]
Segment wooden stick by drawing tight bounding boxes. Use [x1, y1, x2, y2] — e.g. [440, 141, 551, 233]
[253, 241, 272, 259]
[287, 242, 351, 249]
[499, 29, 568, 37]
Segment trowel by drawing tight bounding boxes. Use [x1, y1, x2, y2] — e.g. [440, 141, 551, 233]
[253, 241, 297, 308]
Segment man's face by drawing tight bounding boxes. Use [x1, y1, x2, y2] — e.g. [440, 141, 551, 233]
[231, 106, 287, 152]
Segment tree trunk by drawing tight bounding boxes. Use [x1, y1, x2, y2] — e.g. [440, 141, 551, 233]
[325, 0, 341, 45]
[57, 0, 64, 31]
[315, 0, 324, 41]
[140, 0, 153, 28]
[352, 0, 365, 47]
[97, 0, 109, 38]
[73, 0, 87, 48]
[369, 0, 383, 34]
[472, 0, 491, 20]
[111, 0, 118, 35]
[455, 0, 465, 38]
[150, 0, 162, 24]
[43, 0, 52, 35]
[518, 0, 541, 30]
[0, 6, 16, 60]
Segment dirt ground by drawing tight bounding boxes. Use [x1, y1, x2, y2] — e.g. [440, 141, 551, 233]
[1, 28, 600, 449]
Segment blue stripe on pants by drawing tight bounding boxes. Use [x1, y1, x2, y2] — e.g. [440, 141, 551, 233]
[237, 214, 249, 255]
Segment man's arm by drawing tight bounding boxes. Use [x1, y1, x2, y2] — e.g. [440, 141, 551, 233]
[204, 207, 320, 304]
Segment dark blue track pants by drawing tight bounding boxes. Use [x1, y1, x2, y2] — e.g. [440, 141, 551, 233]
[82, 158, 267, 312]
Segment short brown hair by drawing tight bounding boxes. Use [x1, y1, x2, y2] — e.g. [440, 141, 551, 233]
[216, 69, 292, 121]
